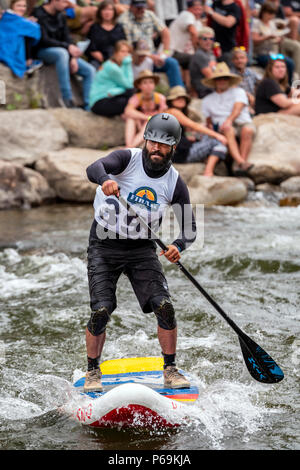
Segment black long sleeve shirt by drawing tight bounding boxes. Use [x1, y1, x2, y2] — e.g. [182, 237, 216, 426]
[87, 149, 197, 252]
[33, 6, 73, 50]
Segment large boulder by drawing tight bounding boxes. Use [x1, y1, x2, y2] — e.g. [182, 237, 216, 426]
[188, 175, 248, 206]
[279, 175, 300, 206]
[50, 108, 126, 149]
[0, 160, 55, 209]
[34, 146, 107, 202]
[0, 62, 84, 110]
[174, 161, 228, 184]
[248, 114, 300, 184]
[0, 109, 68, 165]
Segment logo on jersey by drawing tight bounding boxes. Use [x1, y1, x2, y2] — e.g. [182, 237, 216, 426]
[127, 186, 160, 211]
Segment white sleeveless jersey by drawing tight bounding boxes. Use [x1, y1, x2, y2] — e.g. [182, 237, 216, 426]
[93, 148, 179, 240]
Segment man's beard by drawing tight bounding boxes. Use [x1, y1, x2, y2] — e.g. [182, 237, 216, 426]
[142, 144, 174, 173]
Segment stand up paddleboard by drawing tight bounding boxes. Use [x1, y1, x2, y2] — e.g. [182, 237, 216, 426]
[69, 357, 199, 429]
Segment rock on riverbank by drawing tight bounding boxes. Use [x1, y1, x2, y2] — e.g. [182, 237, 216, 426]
[0, 108, 300, 209]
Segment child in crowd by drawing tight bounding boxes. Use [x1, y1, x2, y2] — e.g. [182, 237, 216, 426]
[123, 69, 167, 147]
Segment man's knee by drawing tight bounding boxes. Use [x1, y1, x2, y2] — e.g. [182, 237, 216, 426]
[152, 297, 177, 330]
[56, 47, 70, 64]
[87, 305, 112, 336]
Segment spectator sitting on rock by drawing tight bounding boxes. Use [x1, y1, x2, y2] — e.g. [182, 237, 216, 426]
[201, 62, 256, 175]
[165, 85, 228, 176]
[123, 69, 167, 147]
[169, 0, 205, 87]
[0, 0, 41, 78]
[86, 0, 126, 70]
[118, 0, 185, 88]
[189, 26, 217, 99]
[255, 56, 300, 116]
[230, 46, 261, 115]
[33, 0, 95, 110]
[89, 39, 134, 116]
[10, 0, 43, 74]
[251, 2, 300, 84]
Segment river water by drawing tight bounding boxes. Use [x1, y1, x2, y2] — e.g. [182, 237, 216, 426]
[0, 198, 299, 451]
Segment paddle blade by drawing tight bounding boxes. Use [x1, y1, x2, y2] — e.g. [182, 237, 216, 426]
[239, 336, 284, 384]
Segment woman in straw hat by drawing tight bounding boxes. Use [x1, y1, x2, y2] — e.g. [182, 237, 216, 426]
[165, 85, 228, 176]
[123, 70, 167, 147]
[201, 62, 255, 174]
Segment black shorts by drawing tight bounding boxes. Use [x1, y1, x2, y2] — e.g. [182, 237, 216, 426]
[87, 239, 171, 314]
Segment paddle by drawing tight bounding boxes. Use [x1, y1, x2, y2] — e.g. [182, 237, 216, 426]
[117, 194, 284, 384]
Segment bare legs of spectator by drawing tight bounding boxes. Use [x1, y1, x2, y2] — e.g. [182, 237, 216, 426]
[125, 118, 146, 148]
[239, 126, 255, 162]
[78, 6, 97, 36]
[203, 155, 220, 177]
[287, 15, 300, 41]
[223, 126, 252, 170]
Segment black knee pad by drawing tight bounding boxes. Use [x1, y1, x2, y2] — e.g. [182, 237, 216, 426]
[154, 298, 177, 330]
[87, 306, 111, 336]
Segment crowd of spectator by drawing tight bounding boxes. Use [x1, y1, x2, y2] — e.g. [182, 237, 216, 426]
[1, 0, 300, 176]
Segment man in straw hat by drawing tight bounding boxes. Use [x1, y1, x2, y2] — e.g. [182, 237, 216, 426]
[201, 62, 255, 174]
[123, 69, 167, 147]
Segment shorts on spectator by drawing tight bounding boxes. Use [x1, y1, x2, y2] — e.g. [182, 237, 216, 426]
[172, 51, 192, 70]
[233, 121, 256, 138]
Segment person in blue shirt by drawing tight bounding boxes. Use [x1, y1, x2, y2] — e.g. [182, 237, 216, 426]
[0, 0, 41, 78]
[89, 39, 134, 116]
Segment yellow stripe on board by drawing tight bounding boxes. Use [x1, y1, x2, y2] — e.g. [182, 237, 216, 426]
[171, 399, 196, 403]
[101, 357, 164, 375]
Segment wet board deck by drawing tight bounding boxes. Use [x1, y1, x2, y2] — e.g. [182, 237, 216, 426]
[74, 356, 199, 402]
[72, 357, 199, 428]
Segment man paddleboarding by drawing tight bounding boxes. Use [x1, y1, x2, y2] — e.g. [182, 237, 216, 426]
[84, 113, 196, 392]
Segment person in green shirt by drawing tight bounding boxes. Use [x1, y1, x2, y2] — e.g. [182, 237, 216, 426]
[89, 39, 134, 116]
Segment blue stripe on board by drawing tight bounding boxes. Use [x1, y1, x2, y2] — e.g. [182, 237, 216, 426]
[74, 376, 198, 396]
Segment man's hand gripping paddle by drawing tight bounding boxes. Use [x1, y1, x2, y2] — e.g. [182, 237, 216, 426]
[117, 193, 284, 384]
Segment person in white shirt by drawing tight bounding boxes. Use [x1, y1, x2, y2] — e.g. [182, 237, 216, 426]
[201, 62, 256, 174]
[169, 0, 204, 83]
[153, 0, 178, 26]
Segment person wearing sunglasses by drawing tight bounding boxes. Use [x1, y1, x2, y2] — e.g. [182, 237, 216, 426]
[189, 26, 217, 99]
[255, 56, 300, 116]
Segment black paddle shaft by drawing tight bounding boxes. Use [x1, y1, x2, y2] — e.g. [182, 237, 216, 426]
[118, 195, 284, 384]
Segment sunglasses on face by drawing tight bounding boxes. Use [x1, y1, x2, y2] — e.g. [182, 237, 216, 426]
[269, 53, 285, 60]
[200, 37, 214, 41]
